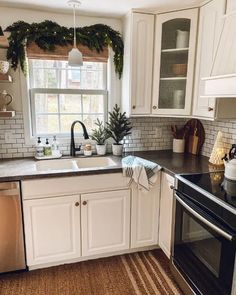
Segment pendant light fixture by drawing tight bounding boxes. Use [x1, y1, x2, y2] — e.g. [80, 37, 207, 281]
[68, 0, 83, 67]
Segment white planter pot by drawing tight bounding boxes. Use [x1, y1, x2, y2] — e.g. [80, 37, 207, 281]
[96, 144, 106, 155]
[173, 139, 185, 153]
[112, 144, 123, 156]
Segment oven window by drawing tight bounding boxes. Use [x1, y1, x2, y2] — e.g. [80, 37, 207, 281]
[182, 211, 222, 277]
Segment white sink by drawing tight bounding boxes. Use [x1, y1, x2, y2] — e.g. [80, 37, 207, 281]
[76, 157, 117, 169]
[35, 159, 77, 171]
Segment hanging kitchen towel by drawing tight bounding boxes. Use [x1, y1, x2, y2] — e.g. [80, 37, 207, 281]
[122, 156, 162, 191]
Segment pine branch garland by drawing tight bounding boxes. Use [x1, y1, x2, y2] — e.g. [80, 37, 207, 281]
[5, 20, 124, 78]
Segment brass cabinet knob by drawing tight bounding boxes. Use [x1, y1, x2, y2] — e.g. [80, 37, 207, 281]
[153, 106, 157, 110]
[132, 105, 136, 110]
[83, 201, 87, 206]
[170, 185, 175, 190]
[208, 107, 214, 112]
[75, 202, 80, 207]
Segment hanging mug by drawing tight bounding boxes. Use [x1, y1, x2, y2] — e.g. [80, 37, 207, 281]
[1, 90, 13, 111]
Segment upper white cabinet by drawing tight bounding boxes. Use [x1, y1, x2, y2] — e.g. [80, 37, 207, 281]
[193, 0, 226, 118]
[81, 190, 130, 257]
[152, 9, 198, 116]
[131, 173, 161, 249]
[122, 12, 154, 115]
[24, 195, 81, 267]
[159, 173, 175, 258]
[226, 0, 236, 14]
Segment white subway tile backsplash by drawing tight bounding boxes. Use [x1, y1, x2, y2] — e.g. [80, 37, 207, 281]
[1, 112, 236, 159]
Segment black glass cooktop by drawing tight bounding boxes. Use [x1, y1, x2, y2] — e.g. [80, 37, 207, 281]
[180, 171, 236, 210]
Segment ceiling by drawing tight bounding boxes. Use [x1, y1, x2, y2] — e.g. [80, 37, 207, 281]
[0, 0, 202, 18]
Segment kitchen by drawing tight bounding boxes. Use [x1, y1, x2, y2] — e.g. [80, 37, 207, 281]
[0, 0, 236, 294]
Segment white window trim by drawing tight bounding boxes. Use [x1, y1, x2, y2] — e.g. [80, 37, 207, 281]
[20, 51, 122, 146]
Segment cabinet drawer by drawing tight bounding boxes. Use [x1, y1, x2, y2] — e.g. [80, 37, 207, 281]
[22, 173, 129, 200]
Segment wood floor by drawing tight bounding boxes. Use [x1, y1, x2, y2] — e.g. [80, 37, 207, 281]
[0, 250, 183, 295]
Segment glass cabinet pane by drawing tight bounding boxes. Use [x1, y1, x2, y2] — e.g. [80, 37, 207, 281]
[159, 18, 191, 110]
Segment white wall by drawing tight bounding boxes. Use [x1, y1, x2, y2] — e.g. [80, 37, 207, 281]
[0, 6, 122, 111]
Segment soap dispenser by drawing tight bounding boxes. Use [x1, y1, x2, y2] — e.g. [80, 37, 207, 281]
[35, 137, 44, 157]
[44, 138, 52, 156]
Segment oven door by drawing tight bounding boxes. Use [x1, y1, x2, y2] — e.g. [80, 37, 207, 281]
[173, 190, 236, 295]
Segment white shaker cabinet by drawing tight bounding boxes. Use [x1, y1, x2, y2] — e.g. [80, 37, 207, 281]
[159, 173, 175, 258]
[152, 9, 198, 116]
[81, 190, 130, 257]
[131, 173, 161, 249]
[193, 0, 226, 119]
[122, 12, 154, 115]
[23, 195, 81, 267]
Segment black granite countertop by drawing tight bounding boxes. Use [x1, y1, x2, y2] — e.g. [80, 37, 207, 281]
[0, 150, 218, 182]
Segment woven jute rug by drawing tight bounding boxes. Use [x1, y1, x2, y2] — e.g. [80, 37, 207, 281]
[0, 250, 183, 295]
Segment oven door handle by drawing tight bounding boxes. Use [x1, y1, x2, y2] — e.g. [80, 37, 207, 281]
[175, 193, 235, 242]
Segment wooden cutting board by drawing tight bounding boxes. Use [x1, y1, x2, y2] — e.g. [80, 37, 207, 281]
[184, 119, 205, 155]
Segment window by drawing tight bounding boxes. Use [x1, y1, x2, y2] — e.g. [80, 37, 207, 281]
[29, 59, 107, 137]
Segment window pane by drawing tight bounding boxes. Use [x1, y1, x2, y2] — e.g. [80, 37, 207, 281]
[35, 94, 58, 113]
[83, 95, 104, 113]
[33, 69, 57, 88]
[83, 115, 104, 133]
[30, 60, 105, 90]
[36, 115, 59, 134]
[59, 94, 82, 113]
[60, 115, 82, 133]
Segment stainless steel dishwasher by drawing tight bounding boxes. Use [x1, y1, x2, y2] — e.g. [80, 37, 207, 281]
[0, 182, 26, 273]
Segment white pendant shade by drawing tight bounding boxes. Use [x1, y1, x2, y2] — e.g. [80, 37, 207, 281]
[68, 0, 83, 67]
[68, 48, 83, 66]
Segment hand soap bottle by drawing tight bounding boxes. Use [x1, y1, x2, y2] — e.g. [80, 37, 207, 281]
[52, 135, 60, 157]
[36, 137, 44, 157]
[44, 138, 52, 156]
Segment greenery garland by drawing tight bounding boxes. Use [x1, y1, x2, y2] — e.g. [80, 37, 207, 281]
[5, 20, 124, 78]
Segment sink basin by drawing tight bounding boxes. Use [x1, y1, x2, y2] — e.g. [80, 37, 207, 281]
[76, 157, 117, 169]
[35, 159, 77, 171]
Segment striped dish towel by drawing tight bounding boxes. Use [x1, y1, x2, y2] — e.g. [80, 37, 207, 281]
[122, 156, 162, 191]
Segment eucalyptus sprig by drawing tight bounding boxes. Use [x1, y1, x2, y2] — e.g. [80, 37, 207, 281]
[5, 20, 124, 78]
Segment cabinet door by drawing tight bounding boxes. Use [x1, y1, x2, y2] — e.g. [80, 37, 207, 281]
[23, 195, 81, 267]
[159, 173, 175, 258]
[130, 13, 154, 115]
[131, 174, 161, 249]
[152, 9, 198, 116]
[81, 190, 130, 256]
[193, 0, 226, 118]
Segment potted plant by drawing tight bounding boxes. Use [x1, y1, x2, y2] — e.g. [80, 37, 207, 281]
[106, 104, 132, 156]
[91, 119, 109, 155]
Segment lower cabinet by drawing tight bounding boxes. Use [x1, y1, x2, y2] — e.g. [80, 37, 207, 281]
[131, 174, 161, 248]
[23, 195, 81, 266]
[81, 190, 130, 256]
[159, 172, 175, 258]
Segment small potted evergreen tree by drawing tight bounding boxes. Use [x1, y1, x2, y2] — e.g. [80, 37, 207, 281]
[91, 119, 109, 155]
[106, 104, 132, 156]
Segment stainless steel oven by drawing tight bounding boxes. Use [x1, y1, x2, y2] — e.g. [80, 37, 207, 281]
[171, 172, 236, 295]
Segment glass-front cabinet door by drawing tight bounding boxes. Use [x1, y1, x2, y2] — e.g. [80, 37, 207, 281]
[152, 9, 198, 116]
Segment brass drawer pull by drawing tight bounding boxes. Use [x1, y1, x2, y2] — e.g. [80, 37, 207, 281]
[208, 107, 214, 112]
[132, 105, 136, 110]
[83, 201, 87, 206]
[75, 202, 80, 207]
